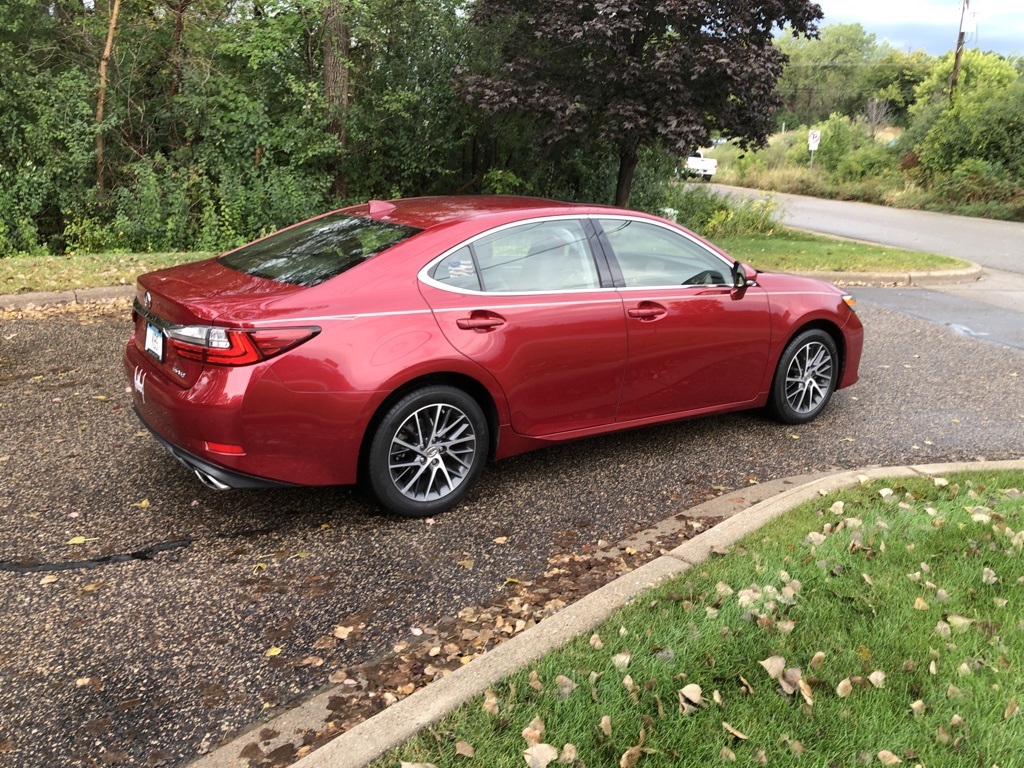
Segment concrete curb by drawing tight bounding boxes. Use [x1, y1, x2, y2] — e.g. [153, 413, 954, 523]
[1, 285, 134, 309]
[793, 263, 983, 287]
[194, 459, 1023, 768]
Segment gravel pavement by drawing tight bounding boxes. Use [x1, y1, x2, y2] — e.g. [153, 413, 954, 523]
[1, 297, 1022, 767]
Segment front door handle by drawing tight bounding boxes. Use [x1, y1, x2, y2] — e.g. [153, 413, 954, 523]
[627, 302, 667, 321]
[456, 311, 506, 331]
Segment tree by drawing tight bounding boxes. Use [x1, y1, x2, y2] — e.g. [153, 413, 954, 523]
[461, 0, 823, 207]
[775, 23, 878, 127]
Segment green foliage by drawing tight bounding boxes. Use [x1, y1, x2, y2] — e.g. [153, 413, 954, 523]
[658, 185, 781, 238]
[775, 23, 881, 126]
[918, 81, 1024, 179]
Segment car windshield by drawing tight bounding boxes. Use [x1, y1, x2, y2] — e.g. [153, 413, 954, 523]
[219, 213, 421, 287]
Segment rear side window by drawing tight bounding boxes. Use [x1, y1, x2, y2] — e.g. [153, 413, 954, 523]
[220, 213, 421, 287]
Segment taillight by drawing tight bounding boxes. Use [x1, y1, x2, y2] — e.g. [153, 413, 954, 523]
[165, 325, 320, 366]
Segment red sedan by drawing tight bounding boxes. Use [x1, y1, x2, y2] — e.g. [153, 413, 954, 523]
[124, 196, 863, 516]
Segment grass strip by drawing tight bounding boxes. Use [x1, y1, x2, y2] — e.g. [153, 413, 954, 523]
[716, 230, 969, 274]
[1, 228, 967, 296]
[381, 470, 1024, 767]
[0, 251, 212, 294]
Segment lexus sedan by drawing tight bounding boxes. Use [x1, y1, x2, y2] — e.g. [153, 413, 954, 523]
[124, 196, 863, 517]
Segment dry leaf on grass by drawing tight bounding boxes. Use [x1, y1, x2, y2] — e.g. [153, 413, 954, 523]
[524, 743, 558, 768]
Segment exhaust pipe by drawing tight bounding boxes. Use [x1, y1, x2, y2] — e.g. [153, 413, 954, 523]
[194, 468, 231, 491]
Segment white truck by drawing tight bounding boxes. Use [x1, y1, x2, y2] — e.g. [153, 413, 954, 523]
[681, 151, 717, 180]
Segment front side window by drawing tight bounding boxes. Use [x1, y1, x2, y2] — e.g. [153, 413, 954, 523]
[598, 218, 730, 287]
[220, 214, 421, 287]
[431, 219, 600, 293]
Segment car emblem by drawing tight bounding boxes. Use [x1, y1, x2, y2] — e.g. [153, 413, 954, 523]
[144, 291, 152, 308]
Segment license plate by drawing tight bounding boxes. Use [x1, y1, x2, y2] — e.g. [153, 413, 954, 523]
[145, 323, 164, 361]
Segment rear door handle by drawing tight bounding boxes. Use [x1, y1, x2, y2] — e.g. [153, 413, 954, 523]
[456, 311, 506, 331]
[627, 302, 667, 321]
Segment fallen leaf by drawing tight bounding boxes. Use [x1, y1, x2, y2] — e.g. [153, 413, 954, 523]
[809, 651, 825, 671]
[134, 499, 151, 509]
[400, 762, 438, 768]
[911, 700, 926, 717]
[555, 675, 577, 700]
[559, 744, 578, 764]
[914, 597, 930, 610]
[457, 559, 475, 570]
[599, 715, 612, 737]
[947, 615, 974, 633]
[836, 678, 853, 698]
[40, 574, 58, 585]
[877, 750, 902, 765]
[66, 536, 98, 546]
[333, 625, 355, 640]
[493, 537, 508, 545]
[522, 715, 545, 746]
[1005, 697, 1020, 720]
[529, 670, 544, 691]
[524, 743, 558, 768]
[265, 647, 282, 657]
[612, 652, 631, 672]
[719, 747, 736, 761]
[680, 684, 704, 705]
[589, 633, 604, 650]
[798, 677, 814, 706]
[722, 721, 747, 740]
[483, 688, 500, 715]
[869, 670, 886, 689]
[455, 741, 475, 758]
[619, 728, 646, 768]
[759, 655, 785, 680]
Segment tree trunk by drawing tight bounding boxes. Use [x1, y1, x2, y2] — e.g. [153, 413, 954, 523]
[615, 147, 639, 208]
[322, 0, 351, 199]
[95, 0, 122, 196]
[167, 1, 192, 151]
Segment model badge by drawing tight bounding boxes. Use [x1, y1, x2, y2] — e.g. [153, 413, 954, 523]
[144, 291, 152, 308]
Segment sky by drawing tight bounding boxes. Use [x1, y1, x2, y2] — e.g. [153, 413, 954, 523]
[815, 0, 1023, 56]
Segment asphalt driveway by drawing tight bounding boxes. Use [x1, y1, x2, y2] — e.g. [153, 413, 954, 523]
[1, 298, 1022, 767]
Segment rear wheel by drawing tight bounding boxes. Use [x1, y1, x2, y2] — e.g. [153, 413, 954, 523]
[769, 329, 839, 424]
[366, 385, 488, 517]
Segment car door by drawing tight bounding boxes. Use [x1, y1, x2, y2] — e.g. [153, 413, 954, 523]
[594, 216, 772, 422]
[418, 217, 628, 437]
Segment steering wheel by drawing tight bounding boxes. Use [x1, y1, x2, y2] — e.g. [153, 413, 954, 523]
[683, 269, 725, 285]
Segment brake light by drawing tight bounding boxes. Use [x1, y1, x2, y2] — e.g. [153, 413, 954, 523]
[165, 325, 320, 366]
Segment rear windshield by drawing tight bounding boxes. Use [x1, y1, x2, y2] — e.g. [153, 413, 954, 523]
[219, 213, 421, 287]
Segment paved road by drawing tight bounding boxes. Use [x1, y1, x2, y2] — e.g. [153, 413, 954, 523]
[711, 184, 1024, 273]
[2, 298, 1022, 767]
[712, 185, 1024, 349]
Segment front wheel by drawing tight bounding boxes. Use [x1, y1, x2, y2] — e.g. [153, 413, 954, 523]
[769, 329, 839, 424]
[366, 385, 488, 517]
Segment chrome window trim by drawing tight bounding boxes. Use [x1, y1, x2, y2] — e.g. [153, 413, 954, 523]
[417, 215, 614, 296]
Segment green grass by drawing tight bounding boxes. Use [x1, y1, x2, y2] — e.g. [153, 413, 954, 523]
[717, 229, 969, 274]
[0, 251, 213, 294]
[0, 229, 965, 296]
[381, 471, 1024, 767]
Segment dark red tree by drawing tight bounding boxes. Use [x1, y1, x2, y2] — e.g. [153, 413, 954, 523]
[461, 0, 823, 206]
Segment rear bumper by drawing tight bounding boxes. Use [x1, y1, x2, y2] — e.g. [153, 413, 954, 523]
[135, 408, 297, 490]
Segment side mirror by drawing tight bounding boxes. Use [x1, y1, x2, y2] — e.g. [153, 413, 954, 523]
[732, 261, 756, 290]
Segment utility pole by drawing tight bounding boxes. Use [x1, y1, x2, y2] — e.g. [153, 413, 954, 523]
[949, 0, 970, 103]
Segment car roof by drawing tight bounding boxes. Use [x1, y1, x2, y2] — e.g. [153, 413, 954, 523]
[340, 196, 618, 231]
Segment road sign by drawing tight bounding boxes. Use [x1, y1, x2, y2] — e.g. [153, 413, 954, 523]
[808, 130, 821, 151]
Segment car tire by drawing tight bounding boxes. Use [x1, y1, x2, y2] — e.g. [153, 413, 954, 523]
[366, 385, 488, 517]
[769, 329, 840, 425]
